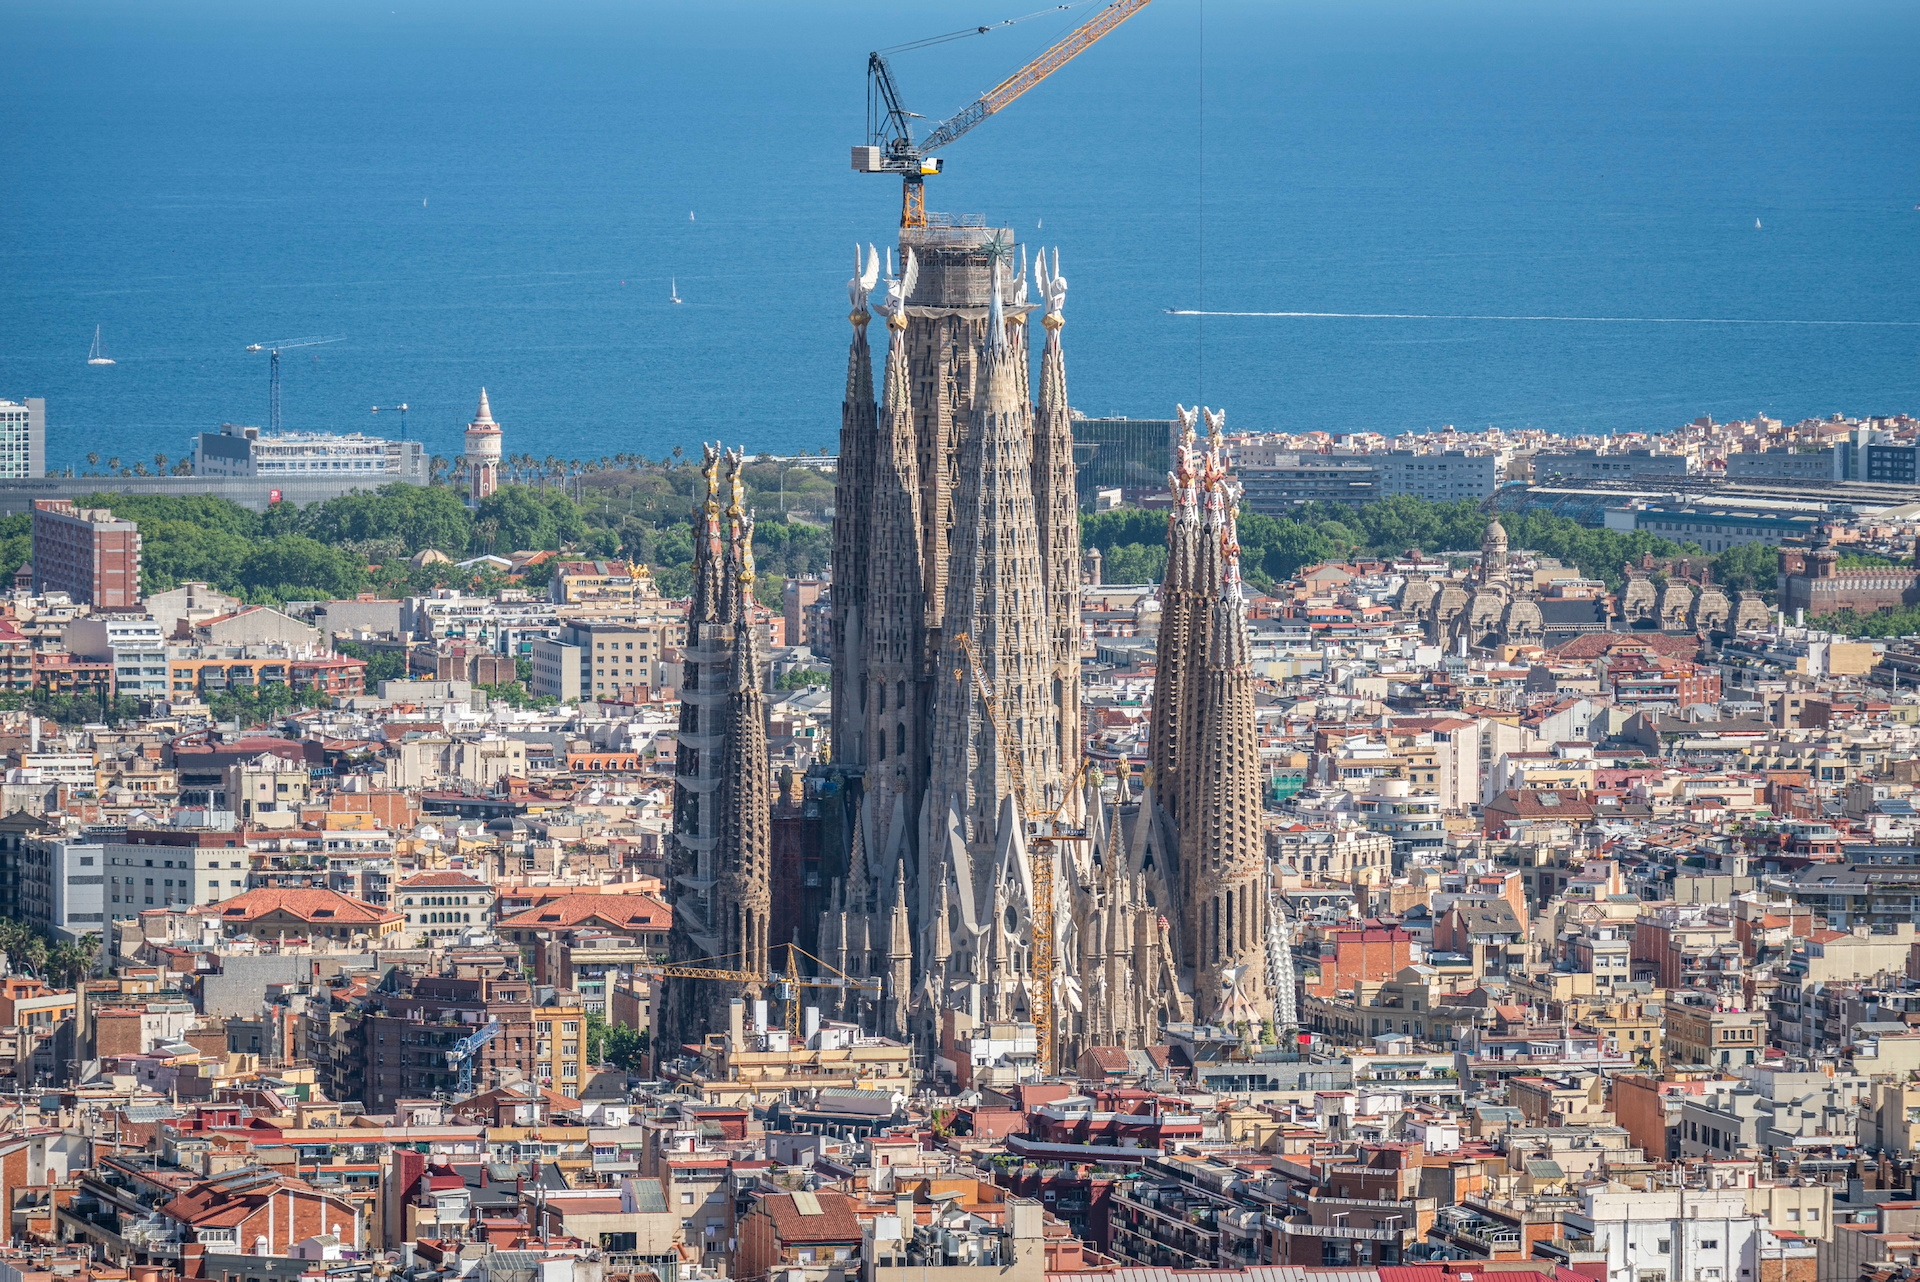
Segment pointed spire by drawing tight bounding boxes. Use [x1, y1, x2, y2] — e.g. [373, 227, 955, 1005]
[1148, 410, 1200, 818]
[987, 257, 1009, 353]
[692, 445, 727, 627]
[832, 250, 880, 772]
[473, 388, 495, 427]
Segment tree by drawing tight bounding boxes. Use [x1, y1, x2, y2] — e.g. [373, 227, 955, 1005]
[334, 639, 408, 685]
[1712, 542, 1781, 595]
[238, 535, 368, 599]
[474, 485, 585, 554]
[587, 1012, 649, 1070]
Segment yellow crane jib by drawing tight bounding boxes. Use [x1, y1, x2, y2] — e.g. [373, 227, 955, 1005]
[643, 945, 882, 1038]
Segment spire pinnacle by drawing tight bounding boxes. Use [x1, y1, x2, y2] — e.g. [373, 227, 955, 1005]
[473, 388, 495, 427]
[987, 257, 1008, 353]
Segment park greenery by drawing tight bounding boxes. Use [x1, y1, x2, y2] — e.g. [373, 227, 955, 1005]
[39, 455, 1920, 640]
[1080, 496, 1785, 596]
[0, 458, 834, 608]
[1808, 605, 1920, 639]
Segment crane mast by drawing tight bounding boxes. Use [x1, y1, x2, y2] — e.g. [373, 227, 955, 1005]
[246, 335, 343, 433]
[854, 0, 1152, 228]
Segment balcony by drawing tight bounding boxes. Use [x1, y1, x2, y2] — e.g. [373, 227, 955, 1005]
[1274, 1220, 1405, 1242]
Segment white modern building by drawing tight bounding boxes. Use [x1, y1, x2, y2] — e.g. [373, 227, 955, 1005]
[0, 398, 46, 480]
[1355, 780, 1446, 867]
[1570, 1186, 1769, 1282]
[65, 614, 170, 697]
[22, 836, 106, 940]
[1374, 450, 1498, 503]
[101, 818, 249, 915]
[195, 425, 426, 482]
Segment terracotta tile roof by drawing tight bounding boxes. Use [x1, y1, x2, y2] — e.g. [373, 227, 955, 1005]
[499, 892, 671, 933]
[758, 1190, 862, 1244]
[400, 872, 492, 891]
[202, 887, 400, 927]
[1486, 789, 1597, 821]
[1552, 631, 1700, 660]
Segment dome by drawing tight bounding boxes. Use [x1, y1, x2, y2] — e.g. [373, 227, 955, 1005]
[1483, 518, 1509, 549]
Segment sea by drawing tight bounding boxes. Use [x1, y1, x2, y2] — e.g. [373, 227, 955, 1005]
[3, 0, 1918, 474]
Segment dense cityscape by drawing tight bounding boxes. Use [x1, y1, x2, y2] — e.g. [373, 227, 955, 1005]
[5, 4, 1920, 1282]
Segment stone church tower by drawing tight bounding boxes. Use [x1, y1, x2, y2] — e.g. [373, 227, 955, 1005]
[824, 220, 1103, 1053]
[1149, 409, 1272, 1029]
[660, 447, 773, 1049]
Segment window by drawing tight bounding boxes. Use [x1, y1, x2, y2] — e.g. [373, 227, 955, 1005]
[1657, 1241, 1671, 1255]
[1700, 1241, 1718, 1252]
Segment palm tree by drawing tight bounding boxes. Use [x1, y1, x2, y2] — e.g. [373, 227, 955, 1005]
[154, 453, 169, 473]
[86, 452, 101, 473]
[132, 463, 150, 477]
[107, 457, 121, 474]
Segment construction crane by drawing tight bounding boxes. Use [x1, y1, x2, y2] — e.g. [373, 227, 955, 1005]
[370, 402, 411, 440]
[854, 0, 1152, 228]
[952, 632, 1086, 1077]
[245, 336, 343, 432]
[444, 1018, 502, 1097]
[641, 943, 882, 1037]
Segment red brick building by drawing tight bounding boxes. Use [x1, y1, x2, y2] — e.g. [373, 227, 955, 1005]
[735, 1190, 864, 1282]
[31, 499, 142, 609]
[1304, 925, 1415, 1001]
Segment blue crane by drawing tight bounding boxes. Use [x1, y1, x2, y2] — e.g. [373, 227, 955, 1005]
[445, 1019, 503, 1096]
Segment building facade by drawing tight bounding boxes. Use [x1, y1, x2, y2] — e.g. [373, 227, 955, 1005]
[194, 425, 427, 482]
[31, 499, 142, 609]
[64, 615, 169, 697]
[0, 399, 46, 480]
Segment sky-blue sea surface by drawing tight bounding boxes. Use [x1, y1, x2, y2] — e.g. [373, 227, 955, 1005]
[3, 0, 1917, 472]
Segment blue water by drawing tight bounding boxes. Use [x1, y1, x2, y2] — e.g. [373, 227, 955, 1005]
[3, 0, 1918, 473]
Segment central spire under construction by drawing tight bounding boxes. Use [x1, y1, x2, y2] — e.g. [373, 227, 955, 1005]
[824, 219, 1091, 1055]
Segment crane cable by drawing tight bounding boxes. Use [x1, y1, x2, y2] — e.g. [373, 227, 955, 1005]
[881, 2, 1091, 55]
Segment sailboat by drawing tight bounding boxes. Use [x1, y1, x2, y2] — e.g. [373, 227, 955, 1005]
[1755, 217, 1763, 230]
[87, 326, 115, 366]
[670, 277, 683, 305]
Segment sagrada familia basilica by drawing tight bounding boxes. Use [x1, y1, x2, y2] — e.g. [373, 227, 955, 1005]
[653, 216, 1284, 1069]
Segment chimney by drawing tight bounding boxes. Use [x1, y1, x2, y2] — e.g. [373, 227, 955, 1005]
[728, 999, 745, 1047]
[753, 999, 769, 1036]
[804, 1006, 820, 1042]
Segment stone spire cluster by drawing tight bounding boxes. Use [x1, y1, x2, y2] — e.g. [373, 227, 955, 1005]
[1150, 408, 1272, 1028]
[824, 223, 1095, 1054]
[660, 446, 772, 1050]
